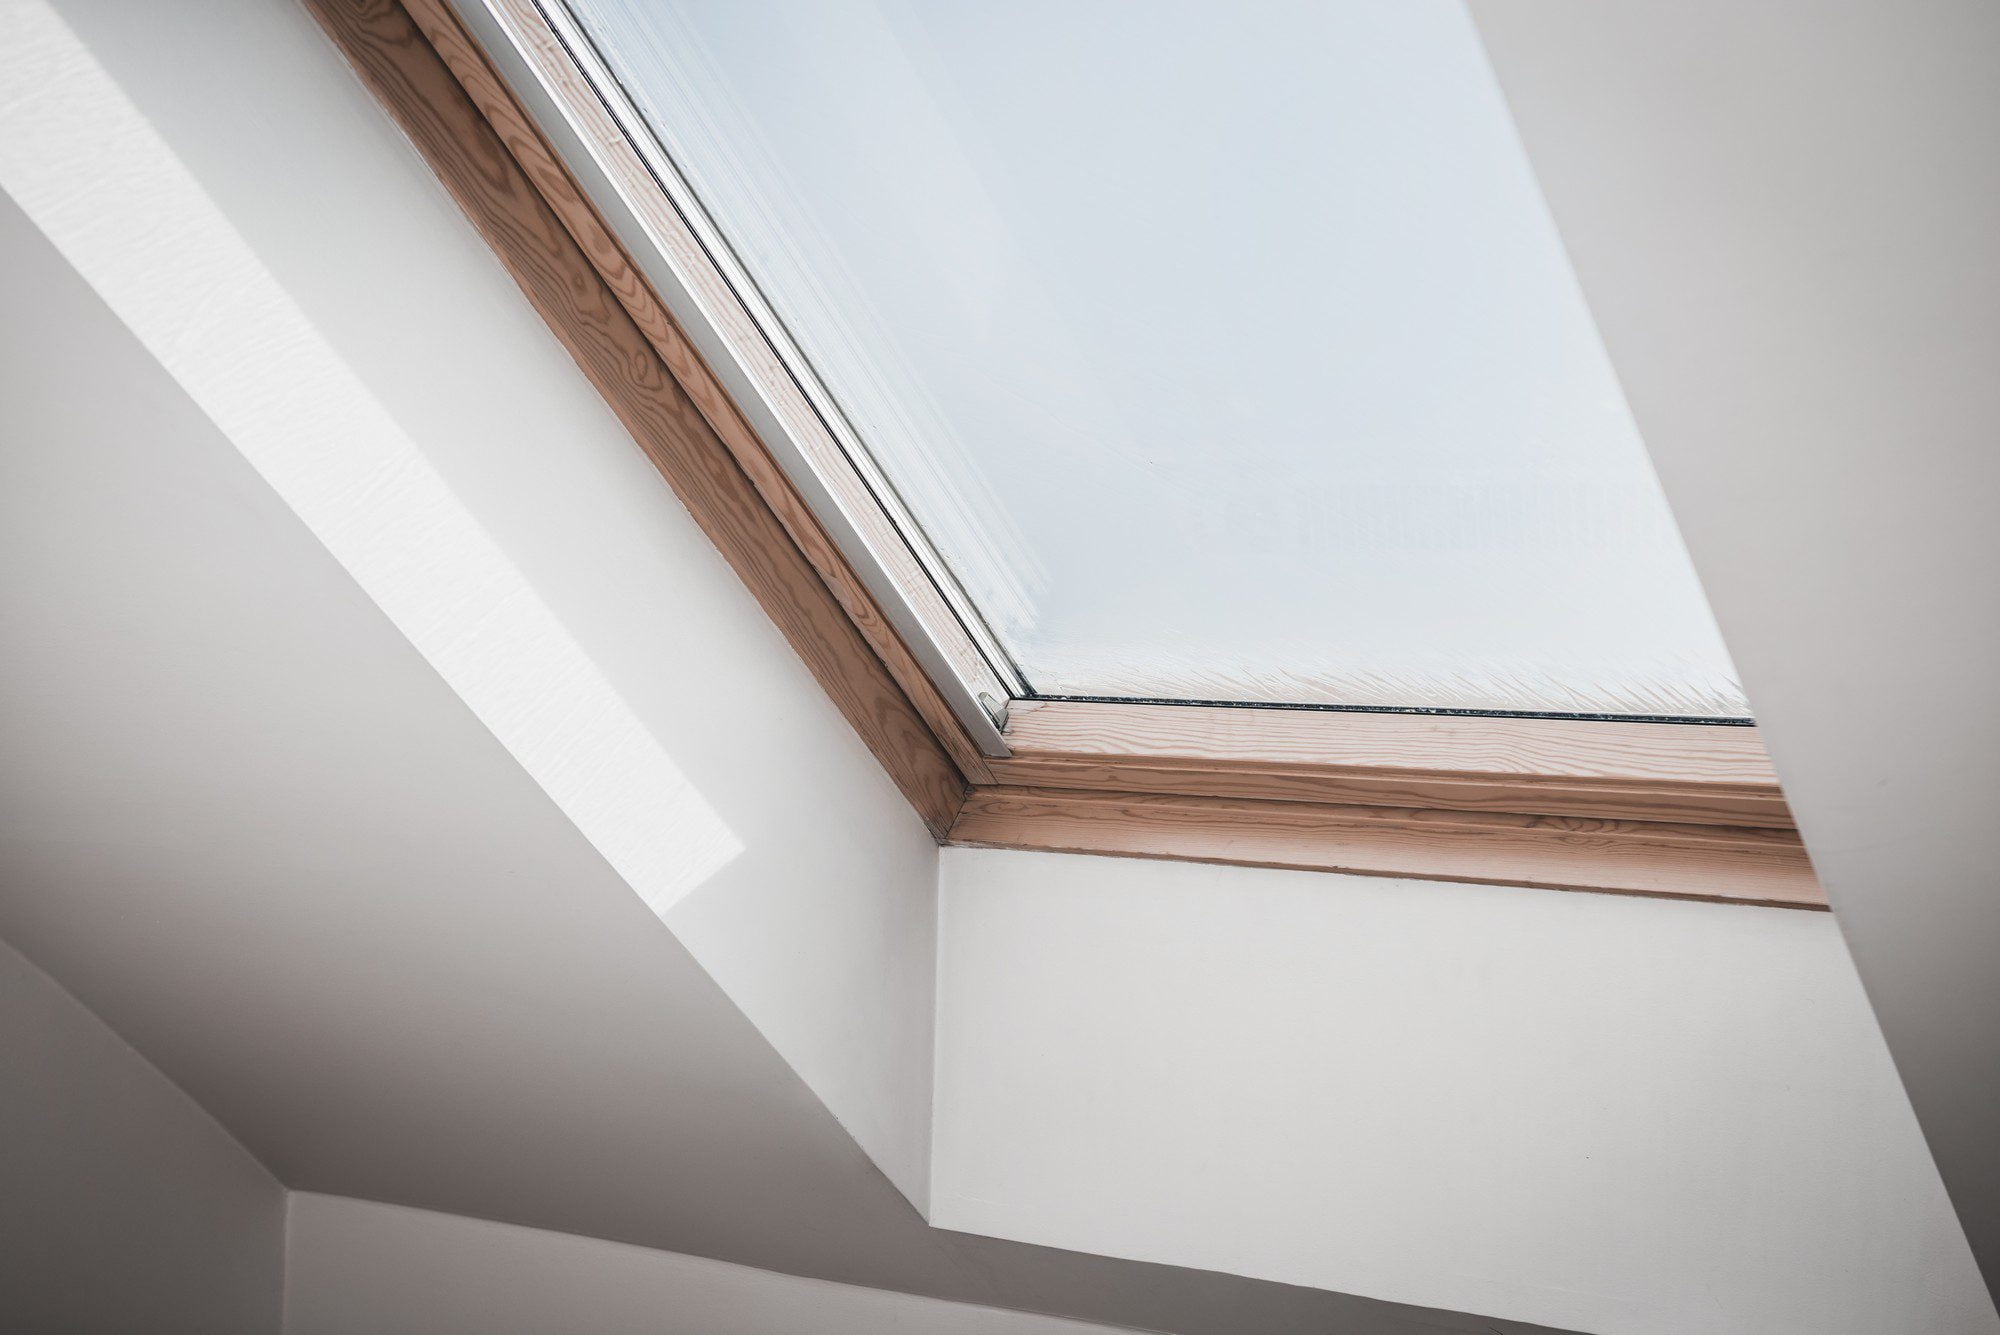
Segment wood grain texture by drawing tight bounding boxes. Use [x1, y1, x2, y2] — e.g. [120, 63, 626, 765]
[307, 0, 967, 833]
[994, 700, 1795, 828]
[950, 786, 1827, 909]
[391, 0, 995, 786]
[454, 0, 1009, 770]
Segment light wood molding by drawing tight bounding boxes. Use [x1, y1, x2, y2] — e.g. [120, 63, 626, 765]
[436, 0, 1014, 763]
[396, 0, 998, 786]
[316, 0, 1823, 908]
[951, 787, 1824, 910]
[992, 700, 1794, 828]
[307, 0, 969, 832]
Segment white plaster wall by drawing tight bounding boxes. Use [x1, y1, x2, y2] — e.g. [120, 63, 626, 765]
[932, 848, 1997, 1335]
[0, 0, 939, 1209]
[1466, 0, 2000, 1293]
[0, 936, 284, 1335]
[0, 35, 1582, 1335]
[283, 1193, 1140, 1335]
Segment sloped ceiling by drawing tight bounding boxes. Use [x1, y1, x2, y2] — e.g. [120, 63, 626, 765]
[0, 2, 1575, 1328]
[0, 182, 1565, 1335]
[1471, 0, 2000, 1295]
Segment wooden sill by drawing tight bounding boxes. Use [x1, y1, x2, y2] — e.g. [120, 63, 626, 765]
[951, 786, 1819, 909]
[314, 0, 1824, 910]
[994, 700, 1792, 827]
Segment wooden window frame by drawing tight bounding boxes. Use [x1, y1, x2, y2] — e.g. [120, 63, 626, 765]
[312, 0, 1823, 910]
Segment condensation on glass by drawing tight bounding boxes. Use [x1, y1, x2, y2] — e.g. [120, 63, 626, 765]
[558, 0, 1749, 719]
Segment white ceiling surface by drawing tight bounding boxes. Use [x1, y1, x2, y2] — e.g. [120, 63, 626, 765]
[287, 1193, 1145, 1335]
[0, 0, 934, 1216]
[0, 2, 1571, 1331]
[0, 936, 284, 1335]
[0, 186, 926, 1293]
[933, 848, 1995, 1335]
[1468, 0, 2000, 1298]
[0, 152, 1559, 1335]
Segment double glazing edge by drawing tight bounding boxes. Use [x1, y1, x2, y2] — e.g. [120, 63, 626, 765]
[455, 0, 1023, 757]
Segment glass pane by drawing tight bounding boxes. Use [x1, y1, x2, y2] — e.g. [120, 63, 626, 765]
[562, 0, 1748, 719]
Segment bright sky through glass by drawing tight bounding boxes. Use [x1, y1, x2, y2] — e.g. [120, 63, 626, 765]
[565, 0, 1749, 718]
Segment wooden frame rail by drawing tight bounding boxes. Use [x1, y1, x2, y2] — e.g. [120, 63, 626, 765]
[311, 0, 1824, 909]
[994, 701, 1792, 827]
[951, 789, 1818, 909]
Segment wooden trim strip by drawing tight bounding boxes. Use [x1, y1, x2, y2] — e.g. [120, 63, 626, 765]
[308, 0, 968, 832]
[393, 0, 997, 785]
[950, 787, 1827, 910]
[434, 0, 1010, 772]
[993, 700, 1795, 828]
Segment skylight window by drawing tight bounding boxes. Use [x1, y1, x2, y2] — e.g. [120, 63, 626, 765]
[550, 0, 1745, 721]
